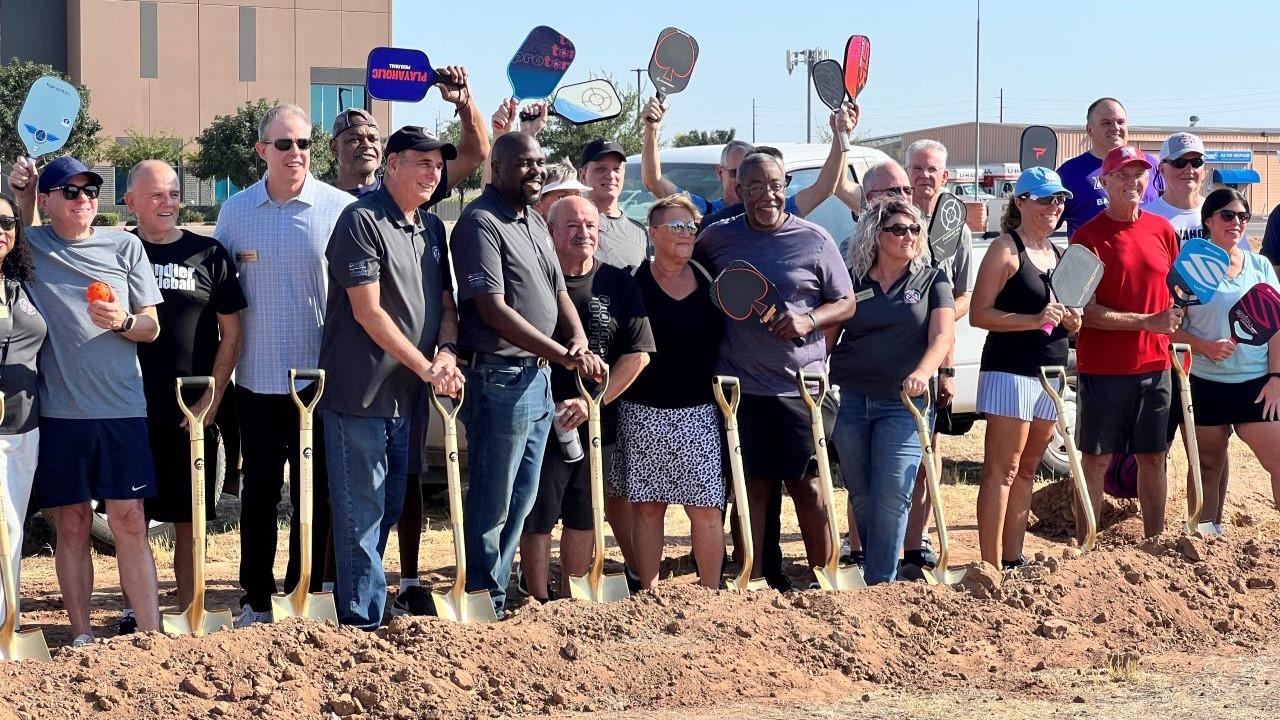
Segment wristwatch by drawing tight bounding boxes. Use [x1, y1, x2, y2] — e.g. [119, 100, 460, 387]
[113, 314, 136, 333]
[938, 367, 956, 378]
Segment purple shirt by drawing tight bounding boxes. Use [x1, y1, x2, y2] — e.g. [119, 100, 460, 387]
[696, 214, 853, 396]
[1056, 150, 1163, 238]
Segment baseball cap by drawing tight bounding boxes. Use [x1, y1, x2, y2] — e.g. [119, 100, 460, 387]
[1159, 132, 1205, 162]
[38, 156, 103, 194]
[1101, 145, 1152, 175]
[331, 108, 379, 139]
[580, 137, 626, 166]
[542, 176, 591, 195]
[384, 126, 457, 160]
[1014, 166, 1073, 199]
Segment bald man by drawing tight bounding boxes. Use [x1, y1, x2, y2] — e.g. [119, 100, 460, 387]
[122, 160, 247, 632]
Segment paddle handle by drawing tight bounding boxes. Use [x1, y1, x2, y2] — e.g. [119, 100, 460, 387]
[1041, 289, 1060, 335]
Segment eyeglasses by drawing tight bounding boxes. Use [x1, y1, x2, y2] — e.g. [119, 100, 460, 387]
[1165, 157, 1205, 169]
[0, 216, 17, 230]
[266, 138, 312, 151]
[1018, 193, 1067, 206]
[881, 223, 923, 237]
[869, 186, 913, 198]
[48, 183, 101, 201]
[653, 220, 698, 235]
[742, 182, 786, 199]
[1216, 209, 1252, 224]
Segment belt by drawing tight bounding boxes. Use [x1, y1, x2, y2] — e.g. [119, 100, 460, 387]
[460, 350, 549, 369]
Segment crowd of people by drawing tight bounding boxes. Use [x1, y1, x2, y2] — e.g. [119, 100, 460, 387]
[1, 67, 1279, 643]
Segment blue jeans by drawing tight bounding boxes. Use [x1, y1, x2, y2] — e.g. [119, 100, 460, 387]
[321, 411, 408, 630]
[460, 361, 553, 613]
[831, 391, 927, 584]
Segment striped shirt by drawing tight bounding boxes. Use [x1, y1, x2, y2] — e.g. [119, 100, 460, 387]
[214, 173, 354, 394]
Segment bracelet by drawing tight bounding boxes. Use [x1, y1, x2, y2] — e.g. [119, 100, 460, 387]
[438, 342, 458, 356]
[806, 311, 818, 331]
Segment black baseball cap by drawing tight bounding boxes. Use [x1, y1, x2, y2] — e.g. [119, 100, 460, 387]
[385, 126, 457, 160]
[580, 137, 626, 166]
[38, 156, 103, 193]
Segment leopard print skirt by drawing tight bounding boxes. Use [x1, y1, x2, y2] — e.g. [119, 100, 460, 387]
[611, 400, 725, 508]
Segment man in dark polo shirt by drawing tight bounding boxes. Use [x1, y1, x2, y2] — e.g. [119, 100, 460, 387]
[317, 126, 464, 630]
[579, 138, 648, 270]
[451, 131, 606, 615]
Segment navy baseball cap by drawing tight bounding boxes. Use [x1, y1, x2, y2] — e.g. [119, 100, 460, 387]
[385, 126, 457, 160]
[38, 156, 103, 194]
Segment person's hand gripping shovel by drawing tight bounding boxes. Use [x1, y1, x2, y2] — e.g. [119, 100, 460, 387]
[0, 392, 50, 662]
[429, 387, 498, 623]
[900, 386, 970, 585]
[1037, 366, 1098, 553]
[797, 370, 865, 591]
[162, 377, 234, 637]
[712, 376, 769, 591]
[568, 368, 630, 603]
[272, 369, 338, 624]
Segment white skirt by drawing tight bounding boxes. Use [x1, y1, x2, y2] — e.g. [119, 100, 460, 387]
[976, 371, 1060, 422]
[611, 401, 725, 507]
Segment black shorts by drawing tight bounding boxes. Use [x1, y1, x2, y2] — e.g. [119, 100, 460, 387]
[34, 417, 158, 508]
[1077, 370, 1172, 455]
[1190, 373, 1274, 427]
[144, 419, 218, 523]
[523, 428, 601, 535]
[738, 393, 837, 482]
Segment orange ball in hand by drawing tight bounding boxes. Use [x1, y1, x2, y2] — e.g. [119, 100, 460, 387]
[86, 281, 111, 303]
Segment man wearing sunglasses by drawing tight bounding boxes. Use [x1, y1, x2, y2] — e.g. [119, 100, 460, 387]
[1147, 133, 1228, 247]
[214, 103, 355, 627]
[1056, 98, 1163, 238]
[18, 156, 165, 645]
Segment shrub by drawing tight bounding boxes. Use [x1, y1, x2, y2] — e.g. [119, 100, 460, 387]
[92, 212, 120, 226]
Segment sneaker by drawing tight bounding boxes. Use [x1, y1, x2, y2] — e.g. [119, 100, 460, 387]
[840, 535, 852, 558]
[391, 586, 436, 616]
[1001, 556, 1026, 571]
[902, 549, 936, 571]
[917, 536, 939, 567]
[118, 614, 138, 636]
[71, 633, 94, 647]
[841, 549, 866, 566]
[234, 606, 272, 629]
[515, 569, 554, 603]
[765, 574, 795, 593]
[623, 565, 642, 594]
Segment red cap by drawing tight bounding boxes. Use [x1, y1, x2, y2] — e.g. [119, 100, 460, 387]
[1101, 145, 1152, 175]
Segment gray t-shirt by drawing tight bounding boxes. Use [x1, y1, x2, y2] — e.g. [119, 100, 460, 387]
[319, 187, 452, 418]
[595, 212, 648, 271]
[926, 214, 972, 295]
[0, 280, 47, 434]
[696, 214, 854, 396]
[830, 266, 955, 399]
[452, 185, 566, 357]
[26, 225, 163, 419]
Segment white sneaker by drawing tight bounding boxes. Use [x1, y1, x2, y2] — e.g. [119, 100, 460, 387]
[234, 607, 272, 629]
[71, 633, 94, 647]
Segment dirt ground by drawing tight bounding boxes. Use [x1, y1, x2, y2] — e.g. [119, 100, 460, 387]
[4, 422, 1280, 719]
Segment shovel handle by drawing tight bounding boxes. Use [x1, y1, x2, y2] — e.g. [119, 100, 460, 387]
[288, 368, 326, 415]
[712, 376, 757, 589]
[796, 369, 828, 411]
[577, 368, 611, 585]
[797, 370, 841, 574]
[1167, 344, 1203, 527]
[711, 375, 740, 418]
[174, 376, 215, 428]
[0, 391, 19, 639]
[1037, 366, 1097, 552]
[900, 388, 951, 578]
[430, 389, 469, 597]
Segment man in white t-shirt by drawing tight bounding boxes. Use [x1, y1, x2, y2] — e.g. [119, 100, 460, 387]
[1146, 133, 1230, 247]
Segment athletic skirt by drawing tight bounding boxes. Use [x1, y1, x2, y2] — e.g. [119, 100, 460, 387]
[611, 400, 725, 508]
[976, 371, 1060, 423]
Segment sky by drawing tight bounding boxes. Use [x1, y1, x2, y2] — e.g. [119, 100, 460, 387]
[391, 0, 1280, 145]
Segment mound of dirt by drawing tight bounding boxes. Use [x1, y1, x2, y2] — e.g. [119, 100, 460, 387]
[3, 527, 1279, 720]
[1030, 478, 1139, 538]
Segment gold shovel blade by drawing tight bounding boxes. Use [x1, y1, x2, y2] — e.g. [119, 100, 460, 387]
[568, 572, 630, 604]
[814, 564, 868, 591]
[430, 589, 499, 624]
[922, 565, 970, 586]
[724, 574, 770, 592]
[162, 608, 233, 637]
[270, 589, 338, 624]
[0, 627, 51, 662]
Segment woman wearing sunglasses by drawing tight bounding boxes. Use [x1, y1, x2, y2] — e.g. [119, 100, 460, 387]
[0, 193, 46, 633]
[613, 194, 726, 588]
[829, 197, 955, 584]
[969, 167, 1080, 569]
[1171, 189, 1280, 527]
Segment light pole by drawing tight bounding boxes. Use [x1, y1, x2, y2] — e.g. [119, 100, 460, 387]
[631, 68, 646, 128]
[973, 0, 981, 197]
[786, 48, 829, 143]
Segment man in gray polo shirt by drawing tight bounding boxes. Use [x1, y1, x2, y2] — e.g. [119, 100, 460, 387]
[318, 126, 463, 629]
[451, 131, 606, 614]
[579, 137, 648, 270]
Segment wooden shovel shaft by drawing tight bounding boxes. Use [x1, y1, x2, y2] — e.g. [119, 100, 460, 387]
[576, 370, 610, 589]
[901, 389, 952, 577]
[1038, 367, 1097, 552]
[797, 371, 841, 576]
[288, 369, 324, 612]
[429, 391, 469, 605]
[1169, 345, 1204, 527]
[0, 390, 19, 638]
[175, 377, 215, 622]
[713, 377, 756, 588]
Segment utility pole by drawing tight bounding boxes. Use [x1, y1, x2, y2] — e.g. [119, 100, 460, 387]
[631, 68, 646, 128]
[999, 88, 1003, 123]
[786, 48, 829, 143]
[973, 0, 981, 196]
[752, 98, 756, 142]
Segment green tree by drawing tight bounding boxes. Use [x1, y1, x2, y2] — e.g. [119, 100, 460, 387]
[537, 75, 643, 166]
[439, 117, 480, 205]
[103, 128, 187, 171]
[672, 128, 736, 148]
[0, 59, 104, 163]
[189, 99, 335, 187]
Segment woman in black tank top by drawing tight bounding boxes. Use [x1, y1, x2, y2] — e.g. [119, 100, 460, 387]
[969, 168, 1083, 569]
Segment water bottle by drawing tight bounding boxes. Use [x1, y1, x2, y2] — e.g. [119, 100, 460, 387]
[553, 405, 584, 463]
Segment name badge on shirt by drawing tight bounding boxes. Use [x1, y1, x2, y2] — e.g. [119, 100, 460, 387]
[236, 250, 259, 263]
[854, 288, 875, 302]
[0, 306, 8, 320]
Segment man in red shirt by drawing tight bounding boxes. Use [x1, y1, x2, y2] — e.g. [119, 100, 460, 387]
[1072, 145, 1183, 538]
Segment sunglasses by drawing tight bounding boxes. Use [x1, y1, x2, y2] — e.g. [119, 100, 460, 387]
[653, 220, 698, 235]
[265, 138, 312, 151]
[1018, 193, 1067, 206]
[48, 183, 101, 201]
[882, 223, 923, 237]
[870, 186, 913, 198]
[1165, 157, 1205, 169]
[1216, 209, 1252, 224]
[0, 216, 17, 230]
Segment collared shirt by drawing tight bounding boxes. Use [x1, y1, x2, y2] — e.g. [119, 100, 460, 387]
[214, 172, 355, 394]
[452, 185, 566, 357]
[595, 212, 649, 271]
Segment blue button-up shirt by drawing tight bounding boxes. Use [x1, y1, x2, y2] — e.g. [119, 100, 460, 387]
[214, 173, 354, 394]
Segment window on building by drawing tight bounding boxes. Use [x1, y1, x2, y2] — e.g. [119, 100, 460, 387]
[215, 177, 240, 204]
[310, 84, 367, 131]
[140, 1, 158, 79]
